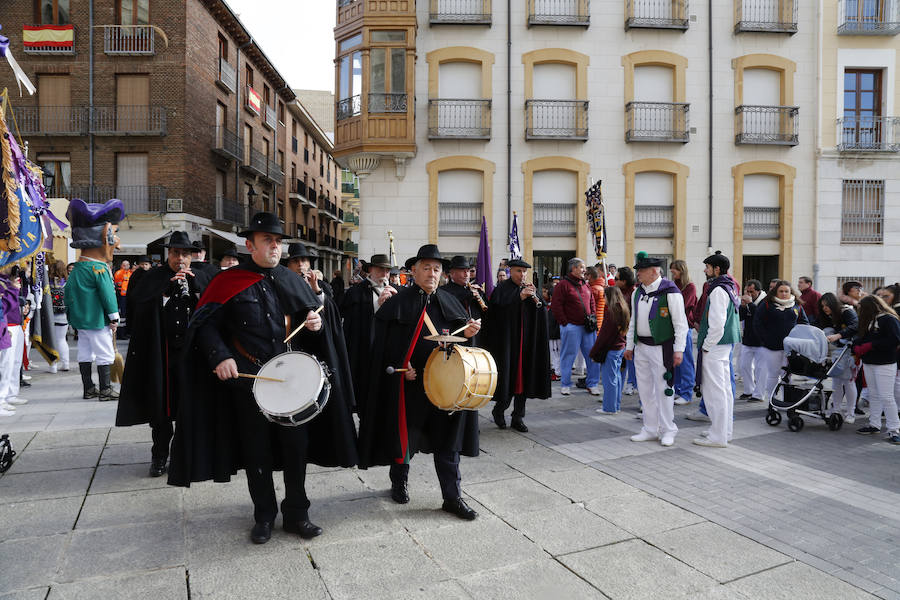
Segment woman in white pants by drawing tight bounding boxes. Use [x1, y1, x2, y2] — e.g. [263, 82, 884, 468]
[852, 296, 900, 444]
[48, 260, 70, 373]
[817, 293, 859, 422]
[753, 281, 809, 402]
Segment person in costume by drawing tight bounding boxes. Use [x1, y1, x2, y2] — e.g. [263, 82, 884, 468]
[483, 258, 550, 432]
[219, 247, 240, 270]
[624, 253, 689, 447]
[166, 213, 358, 544]
[441, 256, 486, 345]
[284, 242, 332, 302]
[0, 268, 25, 413]
[64, 199, 125, 401]
[693, 252, 741, 448]
[341, 253, 397, 410]
[117, 231, 203, 478]
[358, 244, 481, 520]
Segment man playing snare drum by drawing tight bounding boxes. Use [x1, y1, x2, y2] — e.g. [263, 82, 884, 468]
[358, 244, 481, 520]
[166, 212, 358, 544]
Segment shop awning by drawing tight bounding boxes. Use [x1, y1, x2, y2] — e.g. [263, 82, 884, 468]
[114, 229, 170, 255]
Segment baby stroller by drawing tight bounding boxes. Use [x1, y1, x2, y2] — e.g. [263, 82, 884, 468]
[765, 325, 852, 432]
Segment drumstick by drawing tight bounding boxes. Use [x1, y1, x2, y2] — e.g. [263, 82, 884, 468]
[385, 366, 409, 374]
[450, 319, 481, 337]
[233, 373, 287, 383]
[422, 311, 440, 337]
[284, 305, 325, 343]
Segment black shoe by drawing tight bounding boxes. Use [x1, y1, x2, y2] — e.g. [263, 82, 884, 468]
[83, 386, 100, 399]
[576, 378, 588, 389]
[511, 419, 528, 433]
[442, 498, 477, 521]
[855, 407, 866, 416]
[857, 425, 880, 435]
[492, 412, 507, 430]
[747, 396, 764, 403]
[20, 380, 31, 388]
[391, 481, 409, 504]
[739, 393, 752, 401]
[149, 459, 167, 477]
[251, 521, 273, 544]
[284, 520, 323, 539]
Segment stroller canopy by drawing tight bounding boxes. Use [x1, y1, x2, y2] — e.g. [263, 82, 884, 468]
[783, 325, 829, 364]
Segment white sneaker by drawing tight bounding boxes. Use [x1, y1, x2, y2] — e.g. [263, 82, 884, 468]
[624, 384, 636, 396]
[7, 397, 28, 405]
[560, 387, 571, 396]
[844, 415, 856, 425]
[589, 387, 601, 396]
[686, 410, 711, 422]
[49, 365, 58, 374]
[0, 407, 14, 416]
[693, 437, 727, 448]
[0, 402, 17, 411]
[660, 434, 675, 447]
[674, 396, 690, 406]
[630, 431, 659, 442]
[700, 430, 710, 437]
[21, 374, 32, 381]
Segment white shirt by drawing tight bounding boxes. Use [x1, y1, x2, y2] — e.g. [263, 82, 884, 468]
[368, 276, 385, 313]
[625, 276, 688, 353]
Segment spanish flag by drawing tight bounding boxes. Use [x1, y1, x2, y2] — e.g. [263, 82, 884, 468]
[22, 25, 74, 49]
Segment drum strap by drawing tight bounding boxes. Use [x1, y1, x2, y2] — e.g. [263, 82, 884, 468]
[232, 338, 263, 368]
[396, 305, 427, 465]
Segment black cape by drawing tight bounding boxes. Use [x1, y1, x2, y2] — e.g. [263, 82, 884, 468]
[482, 279, 552, 401]
[116, 265, 199, 426]
[167, 263, 358, 487]
[358, 285, 479, 468]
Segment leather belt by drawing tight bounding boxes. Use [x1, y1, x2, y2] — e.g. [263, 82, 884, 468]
[637, 335, 661, 347]
[232, 338, 263, 367]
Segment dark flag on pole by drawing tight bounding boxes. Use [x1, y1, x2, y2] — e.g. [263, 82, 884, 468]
[585, 180, 607, 260]
[476, 216, 493, 298]
[508, 212, 522, 260]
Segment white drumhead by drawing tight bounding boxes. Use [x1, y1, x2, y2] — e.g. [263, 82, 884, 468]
[253, 352, 325, 416]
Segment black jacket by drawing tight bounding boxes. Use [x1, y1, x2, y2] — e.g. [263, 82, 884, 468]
[739, 294, 764, 347]
[854, 314, 900, 366]
[753, 301, 809, 351]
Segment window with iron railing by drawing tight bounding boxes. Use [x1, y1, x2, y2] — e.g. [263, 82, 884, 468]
[634, 205, 674, 237]
[625, 102, 690, 142]
[743, 206, 780, 239]
[528, 0, 591, 26]
[734, 0, 798, 33]
[438, 202, 483, 236]
[525, 100, 589, 140]
[625, 0, 689, 29]
[841, 179, 884, 243]
[533, 204, 576, 236]
[428, 99, 492, 139]
[837, 0, 900, 34]
[430, 0, 492, 24]
[369, 46, 407, 113]
[337, 48, 363, 120]
[734, 105, 798, 145]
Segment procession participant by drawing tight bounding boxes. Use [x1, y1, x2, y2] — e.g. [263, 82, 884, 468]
[483, 258, 550, 431]
[190, 242, 217, 291]
[48, 260, 71, 374]
[738, 280, 766, 402]
[693, 253, 741, 448]
[441, 256, 486, 345]
[330, 270, 345, 305]
[167, 212, 358, 544]
[117, 231, 202, 478]
[389, 268, 402, 287]
[64, 199, 125, 401]
[284, 242, 330, 303]
[753, 280, 809, 402]
[341, 254, 397, 409]
[0, 268, 25, 413]
[219, 247, 240, 270]
[670, 260, 697, 406]
[358, 244, 481, 520]
[624, 253, 689, 447]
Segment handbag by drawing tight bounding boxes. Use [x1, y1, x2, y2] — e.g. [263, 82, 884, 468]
[577, 285, 597, 333]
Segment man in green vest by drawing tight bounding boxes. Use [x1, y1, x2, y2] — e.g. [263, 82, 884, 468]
[694, 251, 741, 448]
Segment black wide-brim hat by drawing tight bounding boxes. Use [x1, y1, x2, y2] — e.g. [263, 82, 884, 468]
[363, 254, 392, 270]
[136, 255, 151, 264]
[448, 255, 472, 271]
[163, 231, 195, 249]
[404, 244, 450, 270]
[221, 247, 240, 258]
[285, 242, 317, 266]
[238, 212, 284, 238]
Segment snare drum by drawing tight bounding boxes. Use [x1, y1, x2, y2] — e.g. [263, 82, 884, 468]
[423, 345, 497, 412]
[253, 351, 331, 426]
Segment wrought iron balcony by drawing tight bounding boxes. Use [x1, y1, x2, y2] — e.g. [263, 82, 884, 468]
[734, 0, 798, 33]
[103, 25, 155, 55]
[430, 0, 492, 24]
[439, 202, 483, 236]
[345, 240, 359, 254]
[743, 207, 780, 239]
[534, 204, 576, 237]
[265, 159, 284, 184]
[22, 24, 75, 55]
[289, 179, 315, 207]
[735, 105, 798, 145]
[428, 99, 492, 139]
[241, 147, 269, 177]
[527, 0, 590, 26]
[625, 0, 689, 29]
[634, 205, 674, 238]
[216, 197, 247, 226]
[837, 0, 899, 34]
[264, 105, 278, 130]
[91, 106, 167, 135]
[525, 100, 589, 140]
[836, 116, 900, 152]
[71, 184, 167, 214]
[212, 126, 242, 161]
[336, 95, 361, 121]
[217, 59, 236, 93]
[11, 106, 89, 135]
[625, 102, 689, 143]
[343, 212, 360, 226]
[368, 93, 408, 114]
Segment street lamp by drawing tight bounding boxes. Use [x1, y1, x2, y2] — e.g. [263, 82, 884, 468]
[247, 185, 258, 207]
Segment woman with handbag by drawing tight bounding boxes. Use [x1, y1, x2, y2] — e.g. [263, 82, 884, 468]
[550, 258, 599, 396]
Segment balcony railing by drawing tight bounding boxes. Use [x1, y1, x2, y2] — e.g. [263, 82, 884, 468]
[734, 0, 798, 33]
[430, 0, 492, 24]
[266, 159, 284, 183]
[343, 212, 360, 226]
[534, 204, 576, 237]
[23, 24, 75, 55]
[836, 116, 900, 152]
[743, 207, 781, 239]
[336, 95, 361, 121]
[345, 240, 359, 254]
[289, 179, 315, 206]
[92, 106, 167, 135]
[837, 0, 900, 34]
[216, 197, 247, 226]
[428, 99, 492, 139]
[625, 102, 690, 143]
[319, 199, 340, 221]
[70, 184, 166, 214]
[634, 205, 674, 238]
[625, 0, 689, 29]
[525, 100, 588, 140]
[265, 105, 278, 130]
[527, 0, 590, 25]
[217, 59, 236, 93]
[368, 93, 408, 114]
[212, 126, 242, 161]
[438, 202, 483, 236]
[241, 147, 269, 177]
[735, 105, 799, 145]
[103, 25, 155, 55]
[11, 106, 89, 135]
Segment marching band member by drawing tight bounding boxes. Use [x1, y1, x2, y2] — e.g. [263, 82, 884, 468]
[166, 213, 357, 544]
[358, 244, 481, 520]
[441, 255, 486, 345]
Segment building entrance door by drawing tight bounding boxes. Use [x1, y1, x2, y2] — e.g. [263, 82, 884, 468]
[742, 255, 779, 288]
[533, 251, 575, 288]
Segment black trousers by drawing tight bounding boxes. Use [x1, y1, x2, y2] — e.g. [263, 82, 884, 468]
[389, 451, 461, 501]
[150, 419, 173, 461]
[232, 388, 310, 524]
[493, 394, 527, 420]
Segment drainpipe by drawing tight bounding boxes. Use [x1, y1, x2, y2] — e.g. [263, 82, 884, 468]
[506, 0, 512, 246]
[237, 40, 253, 226]
[89, 0, 94, 194]
[706, 0, 713, 255]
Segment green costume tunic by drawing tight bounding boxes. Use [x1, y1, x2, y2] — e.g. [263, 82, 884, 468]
[65, 260, 119, 330]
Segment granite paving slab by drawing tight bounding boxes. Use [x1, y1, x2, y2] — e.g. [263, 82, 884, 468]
[106, 426, 153, 445]
[76, 487, 183, 529]
[725, 561, 879, 600]
[527, 465, 637, 502]
[459, 558, 605, 600]
[506, 503, 633, 556]
[47, 567, 188, 600]
[27, 428, 109, 450]
[585, 490, 706, 537]
[98, 442, 153, 465]
[0, 497, 84, 540]
[188, 551, 327, 600]
[6, 445, 103, 474]
[463, 476, 571, 520]
[88, 463, 171, 494]
[0, 534, 66, 593]
[0, 587, 51, 600]
[181, 476, 251, 518]
[0, 468, 94, 502]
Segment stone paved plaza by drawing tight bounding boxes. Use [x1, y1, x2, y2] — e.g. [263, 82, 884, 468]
[1, 349, 898, 599]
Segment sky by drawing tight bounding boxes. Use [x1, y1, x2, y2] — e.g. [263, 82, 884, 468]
[225, 0, 336, 93]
